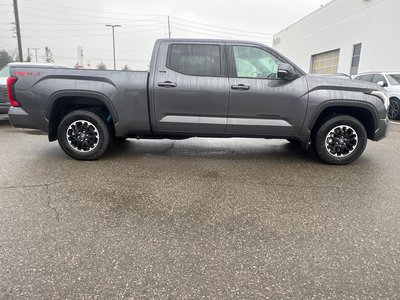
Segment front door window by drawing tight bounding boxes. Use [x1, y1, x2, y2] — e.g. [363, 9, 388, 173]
[232, 46, 281, 79]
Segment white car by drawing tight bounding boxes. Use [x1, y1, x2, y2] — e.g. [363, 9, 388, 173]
[0, 62, 69, 114]
[354, 72, 400, 119]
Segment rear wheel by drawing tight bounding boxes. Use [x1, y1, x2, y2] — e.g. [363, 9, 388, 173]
[313, 115, 367, 165]
[388, 98, 400, 120]
[57, 110, 111, 160]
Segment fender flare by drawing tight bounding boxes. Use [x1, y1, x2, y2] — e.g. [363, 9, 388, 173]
[46, 90, 119, 124]
[307, 100, 379, 132]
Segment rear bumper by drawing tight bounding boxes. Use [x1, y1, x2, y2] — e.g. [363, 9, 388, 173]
[372, 116, 389, 141]
[8, 106, 39, 129]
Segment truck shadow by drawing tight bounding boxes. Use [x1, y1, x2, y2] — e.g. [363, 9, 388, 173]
[105, 138, 318, 163]
[0, 116, 10, 127]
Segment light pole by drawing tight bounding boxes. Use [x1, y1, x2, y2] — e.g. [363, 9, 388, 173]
[32, 47, 39, 62]
[105, 24, 121, 70]
[13, 0, 23, 61]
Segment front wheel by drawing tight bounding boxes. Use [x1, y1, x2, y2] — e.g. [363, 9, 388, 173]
[57, 110, 112, 160]
[313, 115, 367, 165]
[388, 98, 400, 120]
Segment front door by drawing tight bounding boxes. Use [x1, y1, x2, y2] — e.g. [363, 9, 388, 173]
[226, 44, 308, 137]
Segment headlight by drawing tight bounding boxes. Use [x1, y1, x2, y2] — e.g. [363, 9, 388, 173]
[371, 90, 390, 110]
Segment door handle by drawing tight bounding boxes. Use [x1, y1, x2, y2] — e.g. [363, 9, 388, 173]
[158, 81, 177, 88]
[231, 84, 250, 90]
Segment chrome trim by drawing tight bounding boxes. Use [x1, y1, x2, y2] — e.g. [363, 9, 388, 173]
[160, 115, 226, 125]
[160, 115, 292, 127]
[227, 118, 291, 127]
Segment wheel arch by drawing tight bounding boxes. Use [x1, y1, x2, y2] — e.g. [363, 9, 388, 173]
[309, 103, 378, 141]
[46, 91, 118, 141]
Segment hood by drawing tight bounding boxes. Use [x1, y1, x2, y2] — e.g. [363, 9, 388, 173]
[305, 75, 383, 94]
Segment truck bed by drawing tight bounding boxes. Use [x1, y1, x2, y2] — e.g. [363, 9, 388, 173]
[10, 67, 150, 137]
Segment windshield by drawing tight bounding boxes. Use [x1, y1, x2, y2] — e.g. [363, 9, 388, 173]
[387, 74, 400, 86]
[0, 66, 10, 78]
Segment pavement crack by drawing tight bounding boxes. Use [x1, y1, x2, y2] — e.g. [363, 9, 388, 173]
[0, 181, 62, 190]
[45, 184, 60, 223]
[0, 181, 61, 222]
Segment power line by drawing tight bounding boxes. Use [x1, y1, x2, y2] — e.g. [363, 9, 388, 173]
[19, 3, 164, 21]
[19, 1, 271, 38]
[172, 25, 272, 41]
[173, 17, 274, 36]
[20, 27, 163, 39]
[23, 0, 164, 17]
[20, 23, 165, 32]
[21, 5, 162, 21]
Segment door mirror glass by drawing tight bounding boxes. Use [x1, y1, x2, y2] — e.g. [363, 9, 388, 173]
[277, 63, 299, 80]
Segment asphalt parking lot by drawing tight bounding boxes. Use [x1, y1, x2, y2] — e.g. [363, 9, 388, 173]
[1, 114, 400, 299]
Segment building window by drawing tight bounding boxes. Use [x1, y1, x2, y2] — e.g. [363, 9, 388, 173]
[350, 43, 362, 76]
[310, 49, 340, 75]
[167, 44, 222, 77]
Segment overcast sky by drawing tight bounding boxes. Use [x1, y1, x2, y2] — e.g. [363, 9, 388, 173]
[0, 0, 331, 70]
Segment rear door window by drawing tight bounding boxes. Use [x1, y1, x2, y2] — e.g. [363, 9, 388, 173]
[167, 44, 222, 77]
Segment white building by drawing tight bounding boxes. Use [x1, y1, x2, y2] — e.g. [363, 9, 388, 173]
[273, 0, 399, 76]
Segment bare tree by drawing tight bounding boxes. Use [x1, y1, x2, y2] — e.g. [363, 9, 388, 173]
[97, 62, 107, 70]
[43, 46, 55, 63]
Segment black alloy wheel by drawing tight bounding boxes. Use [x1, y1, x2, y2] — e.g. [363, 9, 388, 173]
[314, 115, 367, 165]
[57, 110, 112, 160]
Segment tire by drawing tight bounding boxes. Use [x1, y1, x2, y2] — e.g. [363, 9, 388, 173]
[57, 110, 111, 160]
[388, 98, 400, 120]
[313, 115, 367, 165]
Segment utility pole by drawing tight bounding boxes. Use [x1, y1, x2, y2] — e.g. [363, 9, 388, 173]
[13, 0, 23, 61]
[105, 24, 121, 70]
[168, 16, 171, 38]
[32, 47, 39, 62]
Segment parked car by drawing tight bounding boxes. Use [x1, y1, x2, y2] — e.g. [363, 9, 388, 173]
[0, 64, 10, 114]
[310, 73, 352, 80]
[354, 72, 400, 119]
[0, 62, 69, 114]
[7, 39, 389, 164]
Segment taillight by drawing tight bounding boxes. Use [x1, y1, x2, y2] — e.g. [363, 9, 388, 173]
[7, 76, 20, 107]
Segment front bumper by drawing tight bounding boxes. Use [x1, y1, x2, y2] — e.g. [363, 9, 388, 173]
[372, 116, 389, 141]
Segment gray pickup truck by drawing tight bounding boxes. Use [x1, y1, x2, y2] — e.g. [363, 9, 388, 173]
[8, 39, 389, 164]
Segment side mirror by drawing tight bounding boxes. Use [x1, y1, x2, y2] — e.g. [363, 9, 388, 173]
[376, 81, 388, 88]
[277, 63, 299, 80]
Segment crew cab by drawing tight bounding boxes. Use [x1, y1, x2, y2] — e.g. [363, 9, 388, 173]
[7, 39, 389, 164]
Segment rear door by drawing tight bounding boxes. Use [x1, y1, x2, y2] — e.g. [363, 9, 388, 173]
[152, 41, 229, 134]
[226, 44, 308, 137]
